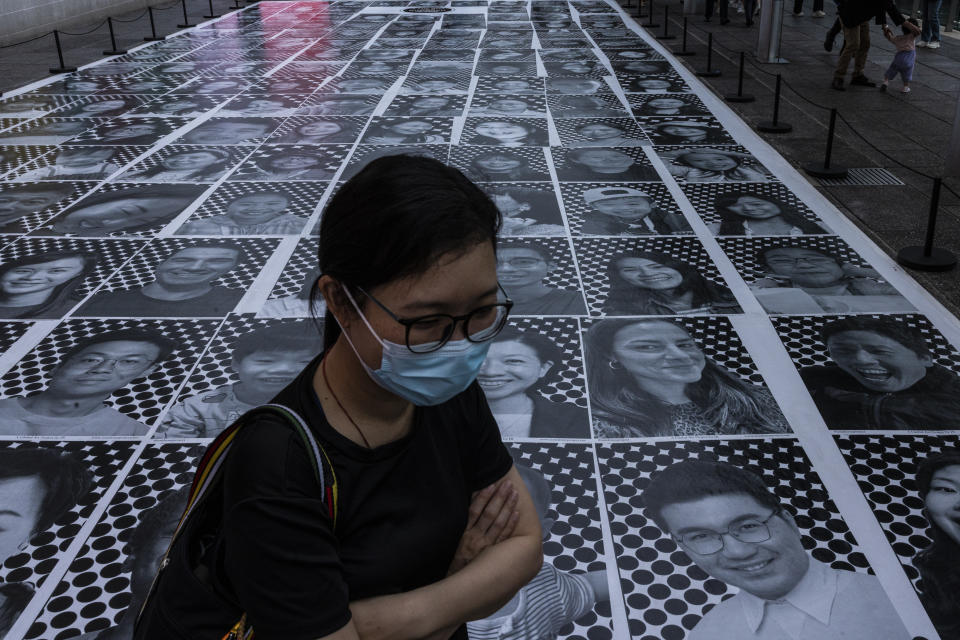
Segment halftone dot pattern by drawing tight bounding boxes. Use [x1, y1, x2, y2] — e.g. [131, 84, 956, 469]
[342, 144, 450, 179]
[7, 146, 148, 182]
[477, 181, 566, 229]
[610, 62, 678, 78]
[228, 143, 350, 181]
[539, 50, 601, 64]
[297, 94, 383, 114]
[68, 118, 191, 146]
[638, 116, 736, 147]
[769, 314, 960, 373]
[504, 317, 588, 408]
[654, 145, 775, 183]
[384, 94, 469, 117]
[48, 96, 148, 119]
[581, 316, 769, 386]
[129, 95, 228, 117]
[498, 236, 583, 291]
[0, 96, 80, 118]
[0, 237, 145, 301]
[25, 443, 206, 640]
[448, 145, 551, 182]
[0, 321, 32, 354]
[616, 73, 691, 94]
[598, 438, 872, 640]
[559, 182, 688, 236]
[627, 94, 711, 118]
[0, 318, 220, 423]
[267, 237, 319, 300]
[360, 116, 455, 144]
[0, 441, 138, 588]
[542, 62, 611, 80]
[169, 314, 323, 405]
[478, 49, 539, 61]
[340, 61, 410, 79]
[111, 145, 251, 183]
[273, 62, 346, 78]
[99, 78, 186, 95]
[547, 94, 630, 119]
[680, 182, 831, 234]
[72, 237, 278, 296]
[507, 442, 613, 640]
[468, 93, 549, 117]
[834, 434, 960, 588]
[180, 181, 329, 229]
[0, 181, 96, 235]
[474, 76, 546, 94]
[573, 237, 735, 314]
[554, 118, 650, 148]
[171, 117, 286, 146]
[718, 235, 885, 283]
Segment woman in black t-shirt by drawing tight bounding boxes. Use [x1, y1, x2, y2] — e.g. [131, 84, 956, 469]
[135, 155, 543, 640]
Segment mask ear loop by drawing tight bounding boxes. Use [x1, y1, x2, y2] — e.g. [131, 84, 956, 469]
[339, 285, 387, 350]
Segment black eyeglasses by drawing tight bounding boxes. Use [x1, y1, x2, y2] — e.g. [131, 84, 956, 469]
[674, 508, 781, 555]
[356, 283, 514, 354]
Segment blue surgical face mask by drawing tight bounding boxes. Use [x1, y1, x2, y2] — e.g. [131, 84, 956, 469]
[338, 288, 491, 406]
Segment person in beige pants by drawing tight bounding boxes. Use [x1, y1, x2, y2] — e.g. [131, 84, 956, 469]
[832, 20, 877, 89]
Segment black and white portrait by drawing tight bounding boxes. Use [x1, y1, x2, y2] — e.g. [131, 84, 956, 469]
[69, 118, 188, 147]
[398, 76, 472, 95]
[0, 95, 74, 118]
[38, 184, 206, 237]
[229, 144, 349, 181]
[129, 95, 225, 118]
[772, 314, 960, 430]
[0, 118, 99, 145]
[544, 77, 610, 95]
[619, 73, 690, 94]
[172, 117, 281, 146]
[324, 77, 396, 94]
[360, 117, 453, 145]
[584, 318, 784, 437]
[629, 93, 712, 117]
[658, 146, 775, 183]
[116, 146, 245, 183]
[560, 183, 691, 236]
[468, 94, 548, 118]
[449, 146, 551, 182]
[555, 118, 648, 148]
[268, 116, 367, 145]
[341, 144, 449, 181]
[542, 61, 609, 79]
[478, 49, 538, 62]
[341, 60, 410, 78]
[575, 237, 742, 316]
[52, 96, 146, 119]
[553, 147, 662, 182]
[600, 443, 910, 640]
[216, 94, 304, 117]
[0, 318, 219, 432]
[538, 49, 600, 63]
[496, 238, 587, 316]
[681, 183, 830, 236]
[480, 182, 566, 237]
[76, 238, 277, 318]
[479, 320, 589, 439]
[475, 61, 539, 77]
[641, 116, 736, 146]
[461, 118, 550, 147]
[0, 237, 141, 319]
[0, 182, 89, 234]
[475, 76, 546, 95]
[10, 145, 140, 182]
[719, 236, 914, 313]
[384, 94, 468, 117]
[297, 93, 381, 116]
[546, 94, 629, 119]
[178, 181, 321, 236]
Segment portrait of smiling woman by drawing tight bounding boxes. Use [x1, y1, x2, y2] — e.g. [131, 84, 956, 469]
[134, 155, 543, 640]
[914, 449, 960, 639]
[584, 318, 788, 437]
[0, 250, 96, 319]
[710, 193, 828, 236]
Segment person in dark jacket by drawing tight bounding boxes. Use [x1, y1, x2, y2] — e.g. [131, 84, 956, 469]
[478, 327, 590, 439]
[800, 316, 960, 429]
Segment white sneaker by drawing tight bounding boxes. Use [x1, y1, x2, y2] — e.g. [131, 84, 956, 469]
[901, 86, 911, 92]
[916, 40, 928, 46]
[793, 10, 804, 16]
[927, 40, 941, 48]
[737, 5, 745, 12]
[812, 10, 826, 16]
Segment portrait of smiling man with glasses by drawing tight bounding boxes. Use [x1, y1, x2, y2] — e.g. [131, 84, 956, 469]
[641, 459, 910, 640]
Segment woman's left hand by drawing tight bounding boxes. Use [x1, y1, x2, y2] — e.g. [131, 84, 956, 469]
[447, 479, 519, 576]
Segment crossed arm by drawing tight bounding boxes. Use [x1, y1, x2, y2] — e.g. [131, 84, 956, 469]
[322, 465, 544, 640]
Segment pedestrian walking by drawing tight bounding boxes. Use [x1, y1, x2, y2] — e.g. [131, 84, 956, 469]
[881, 18, 921, 92]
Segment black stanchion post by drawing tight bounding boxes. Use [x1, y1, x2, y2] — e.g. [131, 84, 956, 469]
[657, 5, 676, 38]
[103, 17, 128, 55]
[697, 32, 721, 76]
[757, 73, 792, 133]
[144, 6, 165, 41]
[673, 17, 696, 55]
[49, 30, 78, 74]
[804, 108, 848, 178]
[204, 0, 221, 18]
[178, 0, 196, 27]
[646, 0, 661, 26]
[233, 0, 244, 8]
[897, 177, 957, 271]
[725, 51, 755, 102]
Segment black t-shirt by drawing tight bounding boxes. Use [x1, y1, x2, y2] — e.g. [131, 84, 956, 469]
[138, 354, 513, 640]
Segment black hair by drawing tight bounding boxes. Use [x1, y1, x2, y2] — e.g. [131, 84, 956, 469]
[0, 250, 97, 319]
[52, 184, 204, 235]
[0, 448, 94, 538]
[756, 244, 839, 269]
[713, 192, 827, 236]
[59, 328, 177, 366]
[1, 182, 76, 199]
[498, 240, 553, 264]
[164, 241, 247, 267]
[125, 486, 190, 560]
[914, 449, 960, 634]
[126, 148, 234, 181]
[315, 154, 501, 350]
[231, 322, 324, 363]
[819, 316, 931, 359]
[491, 326, 565, 394]
[642, 459, 780, 532]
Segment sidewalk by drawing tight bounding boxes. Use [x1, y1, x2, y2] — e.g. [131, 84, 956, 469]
[629, 1, 960, 314]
